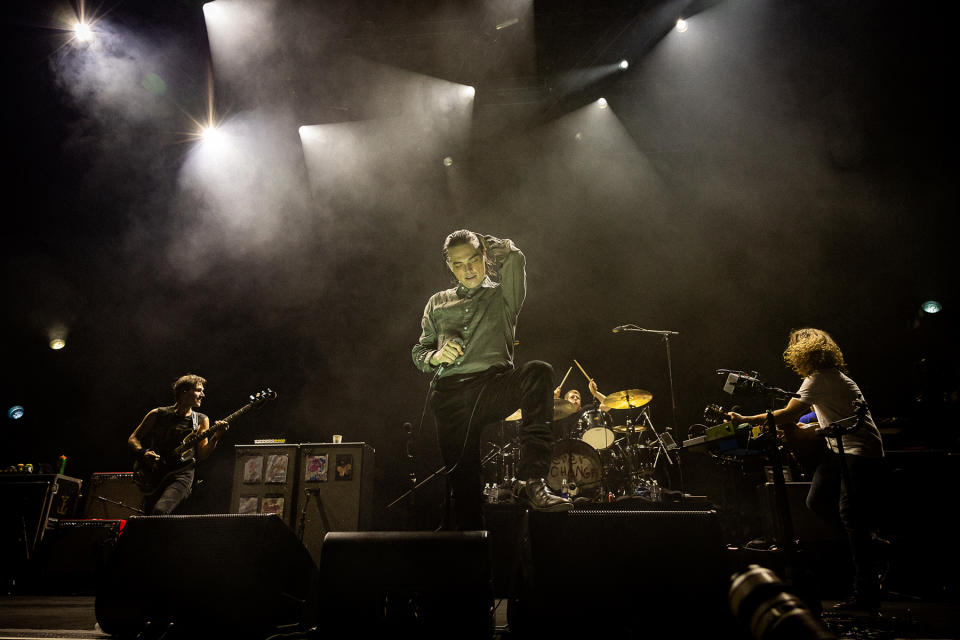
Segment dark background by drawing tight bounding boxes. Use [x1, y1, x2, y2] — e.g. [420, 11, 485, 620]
[2, 0, 956, 526]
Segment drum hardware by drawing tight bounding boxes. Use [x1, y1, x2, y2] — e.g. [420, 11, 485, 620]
[504, 397, 579, 423]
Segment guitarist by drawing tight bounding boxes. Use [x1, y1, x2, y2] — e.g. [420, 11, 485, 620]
[128, 374, 230, 515]
[728, 328, 885, 612]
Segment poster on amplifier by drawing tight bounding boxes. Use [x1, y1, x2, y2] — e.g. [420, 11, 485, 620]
[335, 454, 353, 481]
[261, 496, 284, 517]
[304, 454, 328, 482]
[264, 454, 288, 483]
[242, 456, 263, 483]
[237, 495, 259, 514]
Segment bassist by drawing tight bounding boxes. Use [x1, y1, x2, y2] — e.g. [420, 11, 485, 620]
[128, 374, 229, 515]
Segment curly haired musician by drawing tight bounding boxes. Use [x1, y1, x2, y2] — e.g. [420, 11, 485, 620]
[729, 328, 885, 611]
[413, 230, 572, 529]
[128, 374, 229, 515]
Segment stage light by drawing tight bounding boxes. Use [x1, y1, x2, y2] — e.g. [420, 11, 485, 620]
[597, 97, 608, 109]
[443, 156, 454, 167]
[73, 21, 93, 42]
[921, 300, 942, 314]
[201, 125, 223, 142]
[619, 59, 629, 70]
[50, 338, 66, 350]
[675, 18, 689, 33]
[7, 406, 24, 420]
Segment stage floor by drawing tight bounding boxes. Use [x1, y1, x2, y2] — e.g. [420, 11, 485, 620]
[1, 595, 958, 639]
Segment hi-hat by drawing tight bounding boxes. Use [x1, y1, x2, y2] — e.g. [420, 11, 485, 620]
[612, 424, 647, 433]
[603, 389, 653, 410]
[505, 398, 579, 422]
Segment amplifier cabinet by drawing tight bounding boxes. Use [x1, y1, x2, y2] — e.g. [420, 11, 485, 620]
[83, 472, 145, 518]
[296, 442, 375, 566]
[229, 444, 300, 526]
[0, 474, 82, 558]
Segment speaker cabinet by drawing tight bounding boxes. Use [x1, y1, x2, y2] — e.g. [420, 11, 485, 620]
[95, 514, 319, 638]
[83, 472, 145, 518]
[296, 442, 375, 565]
[318, 531, 492, 639]
[229, 444, 300, 525]
[34, 519, 124, 594]
[517, 510, 734, 637]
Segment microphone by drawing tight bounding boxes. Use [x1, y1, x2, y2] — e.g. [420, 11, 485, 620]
[612, 325, 628, 333]
[436, 337, 465, 376]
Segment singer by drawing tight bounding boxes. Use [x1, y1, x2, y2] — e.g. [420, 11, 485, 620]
[412, 230, 571, 529]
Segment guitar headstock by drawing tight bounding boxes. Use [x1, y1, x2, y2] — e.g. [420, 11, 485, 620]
[248, 388, 278, 409]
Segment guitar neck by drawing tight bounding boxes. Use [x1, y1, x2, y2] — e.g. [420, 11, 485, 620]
[220, 402, 256, 425]
[172, 390, 275, 456]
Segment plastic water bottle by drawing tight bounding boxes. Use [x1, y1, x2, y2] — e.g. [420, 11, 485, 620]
[483, 483, 491, 503]
[490, 482, 499, 504]
[561, 478, 569, 499]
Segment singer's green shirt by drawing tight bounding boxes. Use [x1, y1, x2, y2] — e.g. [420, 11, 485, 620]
[412, 236, 525, 378]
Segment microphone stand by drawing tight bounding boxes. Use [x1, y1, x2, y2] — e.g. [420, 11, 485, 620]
[613, 325, 679, 432]
[732, 375, 816, 604]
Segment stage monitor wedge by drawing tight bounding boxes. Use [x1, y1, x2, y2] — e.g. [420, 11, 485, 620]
[95, 514, 319, 638]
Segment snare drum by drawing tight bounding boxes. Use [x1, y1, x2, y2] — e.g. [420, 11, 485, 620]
[547, 439, 603, 497]
[578, 408, 615, 450]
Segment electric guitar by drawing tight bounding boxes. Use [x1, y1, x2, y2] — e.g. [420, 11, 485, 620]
[134, 389, 277, 495]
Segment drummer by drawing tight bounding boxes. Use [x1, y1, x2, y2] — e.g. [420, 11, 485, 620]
[552, 380, 609, 439]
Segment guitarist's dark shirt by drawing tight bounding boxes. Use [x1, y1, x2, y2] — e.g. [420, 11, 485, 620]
[147, 407, 207, 456]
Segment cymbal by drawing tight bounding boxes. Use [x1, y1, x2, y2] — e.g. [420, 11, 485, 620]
[612, 424, 647, 433]
[505, 398, 579, 422]
[553, 398, 579, 420]
[603, 389, 653, 410]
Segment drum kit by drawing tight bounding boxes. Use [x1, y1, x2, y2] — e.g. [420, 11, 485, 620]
[484, 362, 673, 501]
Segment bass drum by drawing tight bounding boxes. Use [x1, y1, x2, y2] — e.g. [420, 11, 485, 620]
[547, 439, 603, 498]
[578, 409, 615, 450]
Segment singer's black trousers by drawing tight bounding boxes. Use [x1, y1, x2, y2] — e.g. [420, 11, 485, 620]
[431, 361, 555, 530]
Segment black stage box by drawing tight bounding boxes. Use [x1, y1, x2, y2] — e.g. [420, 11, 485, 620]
[95, 514, 319, 638]
[34, 518, 124, 594]
[296, 442, 375, 566]
[83, 472, 145, 518]
[516, 509, 734, 637]
[318, 531, 491, 640]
